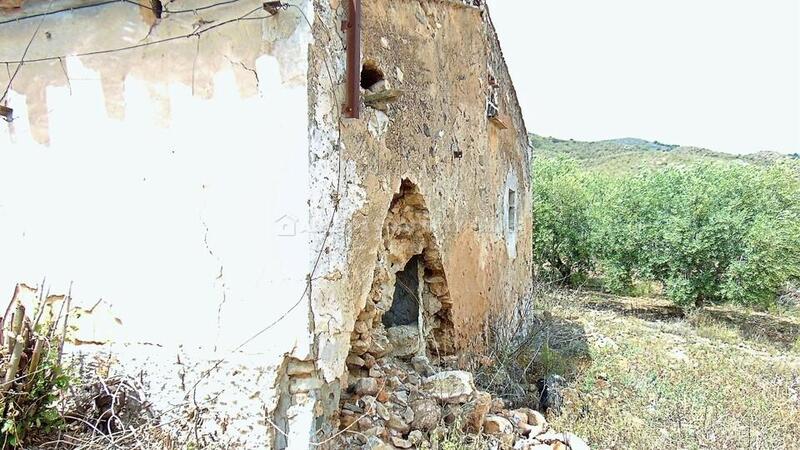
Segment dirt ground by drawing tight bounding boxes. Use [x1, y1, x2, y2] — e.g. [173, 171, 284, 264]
[539, 291, 800, 450]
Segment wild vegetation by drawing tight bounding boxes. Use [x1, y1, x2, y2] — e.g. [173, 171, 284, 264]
[531, 134, 800, 308]
[0, 289, 72, 448]
[543, 290, 800, 450]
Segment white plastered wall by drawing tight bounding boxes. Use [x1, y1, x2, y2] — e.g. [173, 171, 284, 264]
[0, 0, 314, 384]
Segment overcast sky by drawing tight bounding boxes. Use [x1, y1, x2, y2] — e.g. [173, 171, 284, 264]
[490, 0, 799, 154]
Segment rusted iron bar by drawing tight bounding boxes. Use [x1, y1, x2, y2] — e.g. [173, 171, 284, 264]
[341, 0, 361, 119]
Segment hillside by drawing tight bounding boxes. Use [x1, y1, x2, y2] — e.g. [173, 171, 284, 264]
[530, 134, 800, 175]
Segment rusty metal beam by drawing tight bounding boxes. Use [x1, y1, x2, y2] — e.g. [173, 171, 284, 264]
[341, 0, 361, 119]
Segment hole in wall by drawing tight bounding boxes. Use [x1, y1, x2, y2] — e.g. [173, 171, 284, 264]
[360, 60, 385, 90]
[383, 255, 421, 327]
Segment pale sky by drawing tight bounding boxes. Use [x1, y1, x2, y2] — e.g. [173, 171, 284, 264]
[491, 0, 799, 154]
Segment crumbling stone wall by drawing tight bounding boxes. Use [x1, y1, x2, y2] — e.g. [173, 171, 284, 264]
[300, 0, 533, 447]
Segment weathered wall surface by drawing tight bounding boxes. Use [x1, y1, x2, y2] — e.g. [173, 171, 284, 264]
[1, 1, 314, 447]
[305, 0, 532, 444]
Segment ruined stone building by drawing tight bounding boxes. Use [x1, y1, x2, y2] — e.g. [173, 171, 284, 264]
[0, 0, 530, 447]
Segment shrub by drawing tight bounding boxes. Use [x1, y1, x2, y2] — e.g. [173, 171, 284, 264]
[532, 156, 596, 284]
[533, 156, 800, 308]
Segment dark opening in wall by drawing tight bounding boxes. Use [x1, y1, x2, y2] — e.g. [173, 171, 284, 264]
[360, 60, 385, 90]
[383, 255, 420, 327]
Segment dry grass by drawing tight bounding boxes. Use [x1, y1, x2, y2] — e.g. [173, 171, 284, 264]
[542, 291, 800, 449]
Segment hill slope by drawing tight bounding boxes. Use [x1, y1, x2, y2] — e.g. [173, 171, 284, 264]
[530, 134, 799, 175]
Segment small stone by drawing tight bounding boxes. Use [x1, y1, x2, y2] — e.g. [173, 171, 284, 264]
[551, 442, 568, 450]
[363, 436, 392, 450]
[376, 402, 390, 420]
[380, 37, 390, 49]
[429, 282, 449, 297]
[408, 430, 424, 445]
[354, 320, 369, 334]
[376, 389, 390, 403]
[513, 440, 550, 450]
[422, 294, 442, 316]
[388, 375, 403, 388]
[346, 354, 366, 367]
[395, 67, 404, 83]
[484, 415, 514, 448]
[402, 405, 415, 424]
[368, 331, 393, 357]
[410, 398, 441, 431]
[424, 275, 445, 284]
[358, 416, 374, 431]
[519, 422, 545, 437]
[561, 433, 590, 450]
[390, 436, 413, 449]
[286, 359, 315, 375]
[355, 378, 379, 396]
[289, 376, 322, 394]
[343, 402, 363, 413]
[423, 371, 475, 404]
[411, 355, 435, 376]
[387, 325, 421, 357]
[352, 339, 370, 355]
[392, 390, 409, 405]
[483, 415, 513, 435]
[527, 410, 548, 428]
[363, 353, 377, 368]
[369, 366, 385, 378]
[386, 413, 410, 434]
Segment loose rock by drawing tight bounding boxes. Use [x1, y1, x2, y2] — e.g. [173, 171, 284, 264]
[423, 370, 475, 403]
[355, 377, 379, 396]
[410, 398, 441, 431]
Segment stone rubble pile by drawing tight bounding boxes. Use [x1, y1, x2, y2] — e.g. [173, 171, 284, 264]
[337, 355, 589, 450]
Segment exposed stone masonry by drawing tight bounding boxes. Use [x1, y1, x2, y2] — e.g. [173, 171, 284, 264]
[349, 179, 456, 364]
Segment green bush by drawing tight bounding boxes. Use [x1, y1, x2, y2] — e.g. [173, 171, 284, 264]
[533, 156, 800, 308]
[532, 156, 595, 283]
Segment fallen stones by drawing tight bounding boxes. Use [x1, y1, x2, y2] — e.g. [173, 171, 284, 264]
[422, 370, 475, 403]
[337, 350, 585, 450]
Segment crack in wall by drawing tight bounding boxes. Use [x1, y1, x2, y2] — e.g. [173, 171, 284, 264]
[201, 218, 228, 352]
